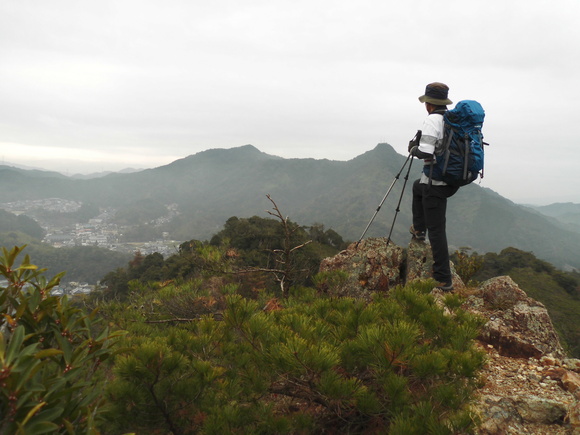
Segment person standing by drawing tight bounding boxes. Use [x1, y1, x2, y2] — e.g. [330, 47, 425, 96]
[408, 82, 458, 291]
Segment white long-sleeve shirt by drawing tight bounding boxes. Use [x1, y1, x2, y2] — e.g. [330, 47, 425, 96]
[418, 112, 446, 185]
[418, 112, 444, 155]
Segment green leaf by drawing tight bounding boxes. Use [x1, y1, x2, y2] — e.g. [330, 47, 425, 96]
[16, 264, 39, 271]
[0, 331, 6, 361]
[6, 325, 25, 364]
[19, 342, 41, 358]
[34, 348, 64, 359]
[29, 288, 42, 312]
[15, 351, 42, 390]
[15, 299, 28, 319]
[34, 406, 65, 425]
[96, 326, 111, 341]
[54, 333, 73, 362]
[63, 419, 74, 433]
[21, 402, 47, 426]
[17, 421, 60, 435]
[46, 272, 65, 290]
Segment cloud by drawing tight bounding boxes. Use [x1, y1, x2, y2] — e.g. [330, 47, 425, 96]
[0, 0, 579, 204]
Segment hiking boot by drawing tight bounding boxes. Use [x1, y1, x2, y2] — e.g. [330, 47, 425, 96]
[409, 225, 426, 241]
[435, 282, 454, 292]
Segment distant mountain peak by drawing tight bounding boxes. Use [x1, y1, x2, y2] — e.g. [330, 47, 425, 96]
[197, 144, 259, 155]
[350, 142, 396, 160]
[203, 144, 279, 159]
[171, 145, 282, 167]
[237, 144, 261, 153]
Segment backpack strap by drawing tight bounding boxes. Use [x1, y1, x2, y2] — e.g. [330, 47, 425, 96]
[427, 109, 447, 188]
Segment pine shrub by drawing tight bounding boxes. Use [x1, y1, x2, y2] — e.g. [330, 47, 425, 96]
[100, 276, 486, 434]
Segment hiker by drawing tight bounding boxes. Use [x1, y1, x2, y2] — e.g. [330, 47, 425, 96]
[408, 82, 458, 292]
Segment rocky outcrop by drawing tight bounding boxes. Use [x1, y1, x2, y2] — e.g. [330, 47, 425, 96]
[319, 237, 463, 300]
[465, 276, 566, 360]
[477, 350, 580, 434]
[320, 237, 580, 435]
[406, 237, 465, 290]
[319, 238, 404, 300]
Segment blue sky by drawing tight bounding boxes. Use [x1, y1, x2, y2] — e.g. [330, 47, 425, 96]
[1, 0, 578, 205]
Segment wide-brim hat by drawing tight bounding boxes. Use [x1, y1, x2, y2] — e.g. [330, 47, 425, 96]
[418, 82, 453, 105]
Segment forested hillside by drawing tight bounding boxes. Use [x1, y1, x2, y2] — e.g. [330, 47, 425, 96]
[0, 209, 45, 239]
[528, 202, 580, 233]
[2, 144, 580, 270]
[0, 231, 131, 284]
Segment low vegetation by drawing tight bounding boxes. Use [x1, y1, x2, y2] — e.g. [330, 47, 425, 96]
[0, 246, 123, 434]
[2, 206, 579, 432]
[2, 239, 487, 433]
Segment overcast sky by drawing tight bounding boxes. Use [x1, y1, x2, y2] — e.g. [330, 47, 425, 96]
[1, 0, 578, 205]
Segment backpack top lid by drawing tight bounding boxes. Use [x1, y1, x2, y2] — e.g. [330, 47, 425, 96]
[445, 100, 485, 132]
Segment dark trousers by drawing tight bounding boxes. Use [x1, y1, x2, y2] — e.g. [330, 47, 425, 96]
[412, 179, 459, 285]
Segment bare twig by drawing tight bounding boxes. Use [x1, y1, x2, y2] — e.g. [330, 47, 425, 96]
[259, 195, 312, 298]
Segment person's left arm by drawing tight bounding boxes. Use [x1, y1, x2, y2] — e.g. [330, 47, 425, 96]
[408, 114, 441, 159]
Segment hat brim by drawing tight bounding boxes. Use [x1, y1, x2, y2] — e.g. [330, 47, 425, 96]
[419, 95, 453, 105]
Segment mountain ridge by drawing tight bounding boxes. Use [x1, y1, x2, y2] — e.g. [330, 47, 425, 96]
[1, 144, 579, 270]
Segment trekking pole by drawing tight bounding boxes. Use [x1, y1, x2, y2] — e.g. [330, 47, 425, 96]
[355, 153, 413, 248]
[385, 152, 414, 246]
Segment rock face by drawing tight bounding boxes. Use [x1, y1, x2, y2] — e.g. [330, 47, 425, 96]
[319, 237, 461, 301]
[406, 237, 465, 290]
[319, 238, 404, 300]
[405, 237, 433, 283]
[320, 237, 580, 435]
[477, 350, 580, 435]
[466, 276, 566, 360]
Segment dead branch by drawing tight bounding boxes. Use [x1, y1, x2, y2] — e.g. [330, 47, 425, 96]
[260, 195, 314, 297]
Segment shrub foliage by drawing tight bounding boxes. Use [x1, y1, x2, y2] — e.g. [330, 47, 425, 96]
[0, 246, 123, 434]
[2, 239, 487, 434]
[98, 278, 486, 434]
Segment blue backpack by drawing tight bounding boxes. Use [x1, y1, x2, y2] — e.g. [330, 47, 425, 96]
[428, 100, 486, 186]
